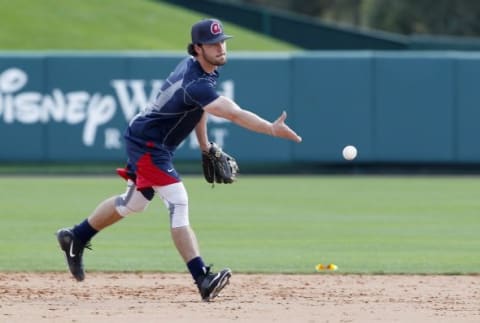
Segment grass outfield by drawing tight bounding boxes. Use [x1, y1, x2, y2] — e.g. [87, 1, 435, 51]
[0, 0, 298, 51]
[1, 175, 479, 274]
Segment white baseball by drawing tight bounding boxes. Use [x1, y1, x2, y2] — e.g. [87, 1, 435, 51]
[342, 145, 357, 160]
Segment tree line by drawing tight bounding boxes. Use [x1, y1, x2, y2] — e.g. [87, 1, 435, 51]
[241, 0, 480, 37]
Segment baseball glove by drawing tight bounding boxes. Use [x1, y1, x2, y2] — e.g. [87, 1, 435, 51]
[202, 142, 239, 184]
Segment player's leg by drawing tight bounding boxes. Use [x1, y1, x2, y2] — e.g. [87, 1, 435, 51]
[56, 179, 154, 281]
[155, 182, 231, 301]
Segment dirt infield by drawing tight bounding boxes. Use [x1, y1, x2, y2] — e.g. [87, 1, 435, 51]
[1, 272, 479, 323]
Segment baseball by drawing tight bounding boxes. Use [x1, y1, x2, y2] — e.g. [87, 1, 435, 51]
[342, 145, 357, 160]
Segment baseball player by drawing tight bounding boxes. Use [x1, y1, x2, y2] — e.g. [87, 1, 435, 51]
[56, 18, 302, 301]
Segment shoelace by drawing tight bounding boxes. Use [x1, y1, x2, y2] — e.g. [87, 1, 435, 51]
[196, 265, 213, 286]
[204, 265, 214, 275]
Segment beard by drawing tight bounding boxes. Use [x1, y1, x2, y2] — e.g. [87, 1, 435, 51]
[202, 49, 227, 66]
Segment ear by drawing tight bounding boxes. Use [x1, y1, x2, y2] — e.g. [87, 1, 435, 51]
[194, 44, 202, 55]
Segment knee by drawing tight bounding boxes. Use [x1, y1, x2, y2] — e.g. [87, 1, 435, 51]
[155, 183, 189, 228]
[115, 181, 153, 217]
[164, 193, 189, 228]
[168, 202, 189, 228]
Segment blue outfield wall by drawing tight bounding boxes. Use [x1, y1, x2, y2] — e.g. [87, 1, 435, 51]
[1, 51, 480, 164]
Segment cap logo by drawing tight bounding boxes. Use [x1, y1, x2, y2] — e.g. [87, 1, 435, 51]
[211, 22, 222, 35]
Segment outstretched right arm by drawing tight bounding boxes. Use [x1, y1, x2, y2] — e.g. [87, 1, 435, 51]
[203, 96, 302, 143]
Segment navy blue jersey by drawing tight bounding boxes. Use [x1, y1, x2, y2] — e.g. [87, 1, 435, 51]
[126, 56, 220, 150]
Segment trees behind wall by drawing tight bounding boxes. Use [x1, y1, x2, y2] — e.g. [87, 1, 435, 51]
[241, 0, 480, 37]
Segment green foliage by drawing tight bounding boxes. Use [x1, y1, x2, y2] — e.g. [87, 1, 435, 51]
[1, 176, 479, 274]
[365, 0, 480, 36]
[245, 0, 480, 36]
[0, 0, 298, 50]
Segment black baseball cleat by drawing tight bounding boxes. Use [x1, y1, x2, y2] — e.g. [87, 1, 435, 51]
[196, 267, 232, 301]
[56, 228, 91, 282]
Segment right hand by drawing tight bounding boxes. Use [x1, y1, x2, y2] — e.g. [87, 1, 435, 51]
[272, 111, 302, 143]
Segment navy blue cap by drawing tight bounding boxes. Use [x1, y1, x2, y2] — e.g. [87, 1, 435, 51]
[191, 19, 233, 44]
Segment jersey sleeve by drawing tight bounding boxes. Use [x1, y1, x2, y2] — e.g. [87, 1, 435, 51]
[185, 78, 219, 108]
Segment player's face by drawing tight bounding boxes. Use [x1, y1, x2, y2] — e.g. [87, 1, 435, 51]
[200, 41, 227, 67]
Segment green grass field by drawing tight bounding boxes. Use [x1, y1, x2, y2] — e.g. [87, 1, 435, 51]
[1, 175, 479, 274]
[0, 0, 298, 51]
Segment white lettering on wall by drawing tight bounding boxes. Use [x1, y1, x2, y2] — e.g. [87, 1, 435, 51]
[0, 67, 233, 149]
[111, 80, 164, 120]
[105, 128, 122, 149]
